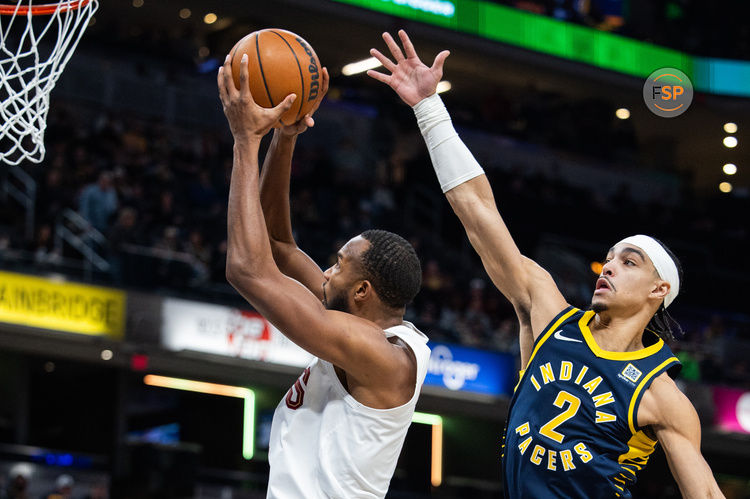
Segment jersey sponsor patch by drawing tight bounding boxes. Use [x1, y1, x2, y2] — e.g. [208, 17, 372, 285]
[620, 363, 642, 383]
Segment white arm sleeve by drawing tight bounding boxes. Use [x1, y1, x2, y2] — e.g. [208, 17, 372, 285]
[412, 93, 485, 193]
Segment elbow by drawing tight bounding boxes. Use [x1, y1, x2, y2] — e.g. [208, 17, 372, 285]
[225, 255, 276, 298]
[225, 255, 255, 289]
[225, 258, 242, 287]
[268, 237, 289, 259]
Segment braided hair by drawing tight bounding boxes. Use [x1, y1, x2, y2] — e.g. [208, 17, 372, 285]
[645, 238, 684, 342]
[359, 230, 422, 309]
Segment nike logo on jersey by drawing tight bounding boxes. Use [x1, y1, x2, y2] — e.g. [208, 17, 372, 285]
[554, 330, 582, 343]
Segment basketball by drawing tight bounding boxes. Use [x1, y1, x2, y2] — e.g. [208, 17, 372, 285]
[230, 29, 323, 127]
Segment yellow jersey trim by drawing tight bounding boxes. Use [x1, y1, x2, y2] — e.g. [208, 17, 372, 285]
[618, 430, 657, 464]
[627, 357, 680, 434]
[514, 307, 579, 392]
[614, 430, 659, 489]
[579, 311, 665, 361]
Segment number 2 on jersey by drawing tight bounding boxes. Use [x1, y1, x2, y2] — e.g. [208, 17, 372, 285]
[539, 390, 581, 443]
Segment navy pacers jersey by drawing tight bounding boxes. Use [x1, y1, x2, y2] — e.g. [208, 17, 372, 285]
[502, 306, 681, 498]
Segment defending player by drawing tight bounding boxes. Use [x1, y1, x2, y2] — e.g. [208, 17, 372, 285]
[368, 30, 724, 498]
[217, 54, 431, 499]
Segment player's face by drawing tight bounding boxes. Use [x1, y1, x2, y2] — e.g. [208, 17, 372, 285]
[590, 243, 663, 313]
[322, 236, 369, 313]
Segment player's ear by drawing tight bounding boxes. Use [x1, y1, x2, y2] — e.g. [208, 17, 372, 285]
[353, 280, 372, 302]
[649, 280, 670, 300]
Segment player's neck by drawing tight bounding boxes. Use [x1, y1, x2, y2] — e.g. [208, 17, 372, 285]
[370, 312, 405, 331]
[589, 310, 651, 352]
[354, 303, 404, 331]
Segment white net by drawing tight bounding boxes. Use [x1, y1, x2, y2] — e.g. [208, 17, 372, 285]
[0, 0, 98, 165]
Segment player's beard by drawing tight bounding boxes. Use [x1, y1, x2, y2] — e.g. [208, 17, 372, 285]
[590, 301, 608, 313]
[323, 283, 351, 314]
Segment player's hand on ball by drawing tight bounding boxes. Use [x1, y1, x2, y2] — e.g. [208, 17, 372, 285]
[279, 67, 330, 137]
[367, 30, 449, 107]
[218, 53, 296, 141]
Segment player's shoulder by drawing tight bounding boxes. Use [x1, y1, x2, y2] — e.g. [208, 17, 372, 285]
[639, 372, 696, 429]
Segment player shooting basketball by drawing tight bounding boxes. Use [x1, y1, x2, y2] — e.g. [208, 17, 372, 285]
[368, 30, 724, 498]
[218, 52, 431, 499]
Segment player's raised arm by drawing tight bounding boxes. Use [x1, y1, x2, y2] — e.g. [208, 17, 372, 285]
[259, 68, 330, 300]
[368, 30, 567, 345]
[638, 374, 724, 498]
[219, 55, 413, 396]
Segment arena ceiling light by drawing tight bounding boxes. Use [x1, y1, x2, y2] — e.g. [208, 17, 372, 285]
[143, 375, 256, 460]
[724, 122, 738, 133]
[615, 108, 630, 120]
[342, 57, 382, 76]
[203, 12, 217, 25]
[723, 136, 738, 148]
[719, 181, 733, 193]
[723, 163, 737, 175]
[436, 81, 452, 94]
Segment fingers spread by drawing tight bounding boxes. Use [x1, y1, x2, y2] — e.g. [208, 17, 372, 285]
[217, 66, 228, 104]
[366, 69, 391, 85]
[382, 32, 405, 62]
[221, 54, 237, 98]
[238, 53, 255, 104]
[310, 68, 329, 115]
[370, 48, 396, 72]
[398, 30, 418, 60]
[432, 50, 450, 73]
[278, 93, 297, 113]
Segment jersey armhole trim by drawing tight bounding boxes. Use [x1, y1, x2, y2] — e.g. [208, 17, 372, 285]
[526, 306, 578, 367]
[514, 306, 578, 392]
[627, 356, 680, 434]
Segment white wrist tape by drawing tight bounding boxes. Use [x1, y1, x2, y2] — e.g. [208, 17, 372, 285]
[412, 93, 485, 193]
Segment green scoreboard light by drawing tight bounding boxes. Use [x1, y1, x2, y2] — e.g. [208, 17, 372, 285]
[331, 0, 750, 98]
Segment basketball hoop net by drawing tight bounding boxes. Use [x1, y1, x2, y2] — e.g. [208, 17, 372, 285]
[0, 0, 98, 165]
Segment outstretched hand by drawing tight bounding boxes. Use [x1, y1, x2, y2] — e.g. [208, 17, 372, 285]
[367, 30, 449, 107]
[278, 67, 330, 136]
[218, 53, 296, 142]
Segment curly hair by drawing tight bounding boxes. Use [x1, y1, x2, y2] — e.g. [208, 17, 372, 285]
[359, 230, 422, 309]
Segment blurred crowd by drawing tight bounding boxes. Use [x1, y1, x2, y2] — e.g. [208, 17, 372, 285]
[1, 83, 748, 389]
[499, 0, 750, 60]
[0, 464, 106, 499]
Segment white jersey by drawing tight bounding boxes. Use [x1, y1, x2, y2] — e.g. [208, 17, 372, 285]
[267, 321, 431, 499]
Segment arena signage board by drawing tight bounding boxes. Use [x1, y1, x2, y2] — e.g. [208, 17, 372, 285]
[161, 298, 313, 368]
[713, 386, 750, 435]
[0, 271, 125, 338]
[424, 342, 515, 396]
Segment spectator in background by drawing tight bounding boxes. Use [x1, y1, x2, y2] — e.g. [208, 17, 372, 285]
[108, 207, 140, 285]
[36, 168, 71, 226]
[78, 171, 118, 233]
[184, 229, 211, 285]
[29, 224, 60, 266]
[3, 464, 31, 499]
[82, 481, 107, 499]
[43, 474, 74, 499]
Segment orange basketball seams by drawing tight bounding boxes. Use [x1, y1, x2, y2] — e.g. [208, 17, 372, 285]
[230, 28, 323, 127]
